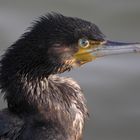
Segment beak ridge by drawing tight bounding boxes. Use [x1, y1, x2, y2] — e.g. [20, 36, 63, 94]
[92, 40, 140, 57]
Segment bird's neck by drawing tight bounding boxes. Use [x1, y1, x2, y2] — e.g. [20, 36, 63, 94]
[6, 73, 88, 119]
[6, 74, 88, 139]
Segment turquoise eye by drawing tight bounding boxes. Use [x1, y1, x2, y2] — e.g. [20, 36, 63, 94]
[78, 38, 90, 48]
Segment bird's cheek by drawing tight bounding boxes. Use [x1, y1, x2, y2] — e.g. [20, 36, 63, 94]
[73, 48, 96, 66]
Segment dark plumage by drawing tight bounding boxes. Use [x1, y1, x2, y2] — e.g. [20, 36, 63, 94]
[0, 13, 103, 140]
[0, 13, 139, 140]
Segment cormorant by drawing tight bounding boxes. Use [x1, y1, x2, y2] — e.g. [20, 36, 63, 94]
[0, 13, 139, 140]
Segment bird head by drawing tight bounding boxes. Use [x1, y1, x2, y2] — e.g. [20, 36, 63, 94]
[27, 13, 106, 74]
[2, 13, 140, 78]
[29, 13, 140, 75]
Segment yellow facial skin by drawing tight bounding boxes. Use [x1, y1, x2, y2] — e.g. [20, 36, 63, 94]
[74, 39, 104, 65]
[73, 38, 140, 67]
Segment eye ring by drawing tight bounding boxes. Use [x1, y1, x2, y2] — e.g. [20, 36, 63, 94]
[78, 38, 90, 48]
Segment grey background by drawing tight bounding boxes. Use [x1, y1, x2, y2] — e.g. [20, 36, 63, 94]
[0, 0, 140, 140]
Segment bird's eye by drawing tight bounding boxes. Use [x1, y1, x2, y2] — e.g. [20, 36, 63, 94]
[78, 38, 90, 48]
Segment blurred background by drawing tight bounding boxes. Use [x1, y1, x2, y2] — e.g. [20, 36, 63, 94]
[0, 0, 140, 139]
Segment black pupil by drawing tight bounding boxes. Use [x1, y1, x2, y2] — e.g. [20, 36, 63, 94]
[82, 39, 87, 46]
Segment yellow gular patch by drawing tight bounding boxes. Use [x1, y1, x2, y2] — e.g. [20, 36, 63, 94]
[74, 47, 96, 63]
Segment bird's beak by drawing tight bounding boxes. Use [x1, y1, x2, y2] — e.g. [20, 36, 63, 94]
[92, 40, 140, 57]
[74, 40, 140, 65]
